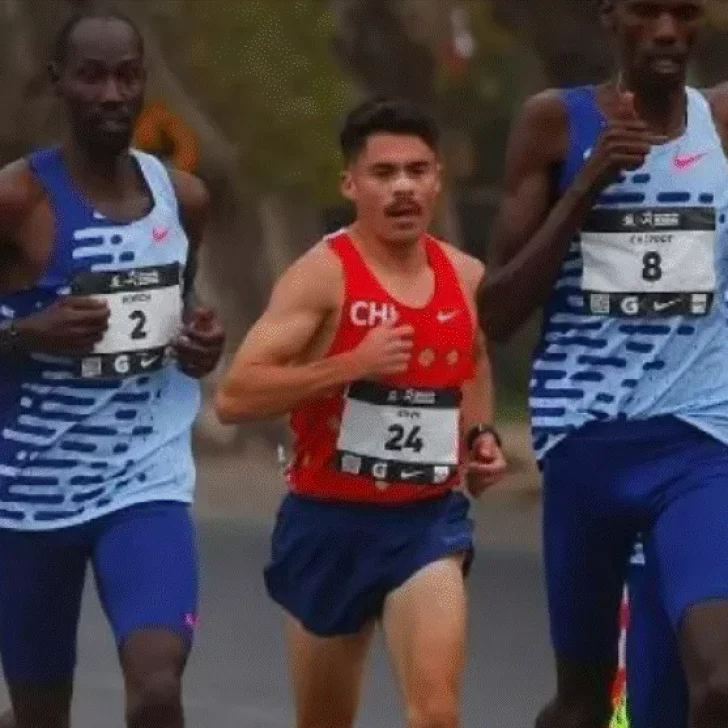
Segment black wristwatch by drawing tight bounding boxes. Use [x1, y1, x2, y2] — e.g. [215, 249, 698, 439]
[0, 319, 21, 355]
[465, 423, 502, 451]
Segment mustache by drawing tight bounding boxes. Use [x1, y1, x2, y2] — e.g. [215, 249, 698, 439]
[385, 200, 423, 216]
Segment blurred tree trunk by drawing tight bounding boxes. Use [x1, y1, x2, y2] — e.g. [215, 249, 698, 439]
[330, 0, 466, 247]
[492, 0, 612, 87]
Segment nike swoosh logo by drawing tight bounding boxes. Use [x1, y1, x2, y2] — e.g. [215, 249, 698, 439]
[140, 356, 159, 369]
[654, 299, 679, 311]
[673, 152, 706, 170]
[437, 310, 459, 323]
[400, 470, 424, 480]
[153, 227, 170, 242]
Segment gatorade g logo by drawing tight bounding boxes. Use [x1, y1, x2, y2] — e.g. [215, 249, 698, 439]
[620, 296, 639, 316]
[350, 301, 399, 327]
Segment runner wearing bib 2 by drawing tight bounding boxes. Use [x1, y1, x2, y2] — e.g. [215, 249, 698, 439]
[0, 10, 225, 728]
[216, 98, 507, 728]
[479, 1, 728, 727]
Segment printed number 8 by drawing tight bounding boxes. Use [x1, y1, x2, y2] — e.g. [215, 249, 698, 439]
[642, 252, 662, 282]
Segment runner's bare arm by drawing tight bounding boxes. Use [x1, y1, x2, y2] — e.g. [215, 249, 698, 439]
[0, 160, 40, 257]
[460, 328, 494, 431]
[215, 247, 356, 421]
[0, 161, 112, 355]
[477, 91, 595, 342]
[169, 169, 211, 312]
[168, 168, 224, 377]
[443, 248, 495, 428]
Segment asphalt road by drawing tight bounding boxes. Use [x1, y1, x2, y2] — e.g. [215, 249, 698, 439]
[0, 514, 555, 728]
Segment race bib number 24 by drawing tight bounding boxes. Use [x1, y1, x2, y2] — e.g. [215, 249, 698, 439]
[335, 381, 461, 485]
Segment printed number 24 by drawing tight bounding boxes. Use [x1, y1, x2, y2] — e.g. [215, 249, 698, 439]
[385, 424, 424, 453]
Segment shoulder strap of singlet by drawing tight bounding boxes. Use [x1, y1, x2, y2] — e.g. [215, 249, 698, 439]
[424, 237, 475, 333]
[130, 150, 179, 216]
[327, 230, 382, 297]
[685, 87, 723, 146]
[557, 86, 605, 195]
[25, 147, 82, 284]
[424, 236, 463, 296]
[686, 86, 712, 120]
[27, 146, 82, 213]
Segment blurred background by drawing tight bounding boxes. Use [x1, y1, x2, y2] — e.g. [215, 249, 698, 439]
[5, 0, 728, 513]
[3, 3, 728, 724]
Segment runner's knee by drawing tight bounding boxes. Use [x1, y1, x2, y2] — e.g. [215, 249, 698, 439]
[690, 665, 728, 726]
[406, 695, 459, 728]
[125, 669, 182, 727]
[5, 684, 72, 728]
[122, 631, 186, 728]
[681, 603, 728, 726]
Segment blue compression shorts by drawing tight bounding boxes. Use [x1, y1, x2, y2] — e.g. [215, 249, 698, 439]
[0, 501, 198, 682]
[543, 415, 728, 665]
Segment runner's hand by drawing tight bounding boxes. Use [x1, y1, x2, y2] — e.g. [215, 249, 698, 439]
[582, 91, 668, 191]
[14, 296, 109, 356]
[349, 320, 414, 379]
[173, 307, 226, 379]
[466, 432, 507, 497]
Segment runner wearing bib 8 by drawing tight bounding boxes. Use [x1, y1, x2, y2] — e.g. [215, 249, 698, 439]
[480, 0, 728, 725]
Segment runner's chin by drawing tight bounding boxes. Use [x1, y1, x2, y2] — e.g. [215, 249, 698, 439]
[385, 216, 423, 242]
[88, 123, 133, 156]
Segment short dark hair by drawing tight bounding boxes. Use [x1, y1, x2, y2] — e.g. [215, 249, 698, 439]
[53, 6, 144, 68]
[339, 98, 440, 163]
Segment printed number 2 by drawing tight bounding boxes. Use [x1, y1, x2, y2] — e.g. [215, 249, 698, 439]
[129, 310, 148, 340]
[385, 424, 424, 453]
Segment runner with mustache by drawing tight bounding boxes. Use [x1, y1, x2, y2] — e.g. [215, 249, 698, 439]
[216, 97, 507, 728]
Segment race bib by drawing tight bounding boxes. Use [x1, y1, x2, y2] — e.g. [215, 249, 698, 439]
[335, 381, 460, 485]
[581, 206, 716, 317]
[71, 263, 183, 378]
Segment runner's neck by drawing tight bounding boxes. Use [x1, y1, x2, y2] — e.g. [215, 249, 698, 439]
[610, 75, 687, 139]
[347, 222, 428, 275]
[62, 141, 138, 198]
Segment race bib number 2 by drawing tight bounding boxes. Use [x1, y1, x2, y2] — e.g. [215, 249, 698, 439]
[335, 381, 460, 485]
[581, 206, 716, 317]
[71, 263, 183, 378]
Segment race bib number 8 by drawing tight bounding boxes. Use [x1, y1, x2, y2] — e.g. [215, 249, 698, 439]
[581, 206, 716, 317]
[71, 263, 183, 378]
[335, 381, 460, 485]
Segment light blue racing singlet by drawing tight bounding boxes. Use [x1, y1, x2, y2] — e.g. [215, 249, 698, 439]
[531, 87, 728, 461]
[0, 148, 201, 529]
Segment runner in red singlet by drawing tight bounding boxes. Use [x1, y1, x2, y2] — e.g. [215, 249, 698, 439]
[216, 98, 507, 728]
